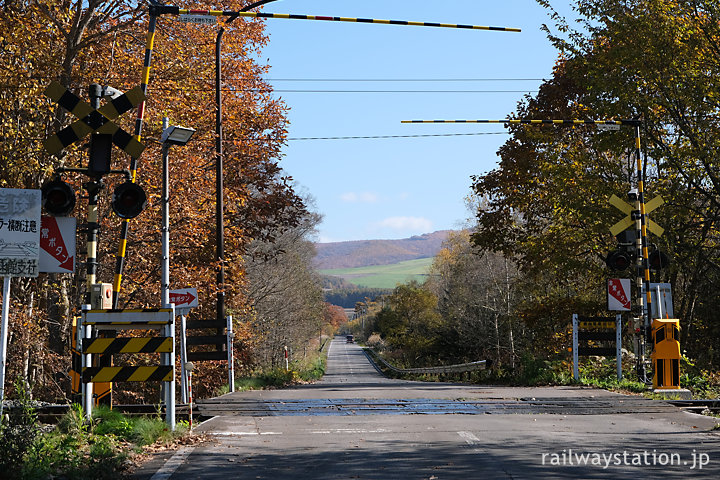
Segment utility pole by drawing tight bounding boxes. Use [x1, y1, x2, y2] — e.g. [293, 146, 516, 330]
[215, 27, 225, 326]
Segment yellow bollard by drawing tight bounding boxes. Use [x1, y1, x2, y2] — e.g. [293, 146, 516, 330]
[651, 319, 681, 390]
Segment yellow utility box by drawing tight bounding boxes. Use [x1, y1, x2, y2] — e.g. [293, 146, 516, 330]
[651, 319, 681, 389]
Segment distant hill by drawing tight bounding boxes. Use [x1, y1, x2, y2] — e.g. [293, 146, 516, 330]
[314, 230, 452, 269]
[319, 258, 434, 289]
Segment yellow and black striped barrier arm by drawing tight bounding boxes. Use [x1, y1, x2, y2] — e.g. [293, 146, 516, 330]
[402, 119, 641, 125]
[82, 366, 173, 383]
[150, 5, 521, 32]
[112, 10, 159, 308]
[82, 337, 173, 354]
[633, 124, 652, 334]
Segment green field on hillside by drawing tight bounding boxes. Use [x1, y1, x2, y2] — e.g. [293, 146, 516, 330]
[319, 257, 433, 289]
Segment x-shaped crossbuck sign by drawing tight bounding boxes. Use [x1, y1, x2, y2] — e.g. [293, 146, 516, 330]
[43, 82, 146, 159]
[609, 194, 665, 237]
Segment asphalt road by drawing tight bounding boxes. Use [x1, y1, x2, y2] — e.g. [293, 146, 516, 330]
[134, 336, 720, 479]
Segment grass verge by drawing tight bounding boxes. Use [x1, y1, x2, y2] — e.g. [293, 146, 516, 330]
[216, 345, 329, 395]
[1, 385, 189, 480]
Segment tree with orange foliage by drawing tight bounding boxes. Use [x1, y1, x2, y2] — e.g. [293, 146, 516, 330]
[1, 0, 311, 401]
[324, 304, 348, 330]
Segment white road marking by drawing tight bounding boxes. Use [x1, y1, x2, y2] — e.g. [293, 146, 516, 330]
[310, 428, 389, 434]
[150, 446, 194, 480]
[208, 431, 282, 436]
[458, 430, 481, 445]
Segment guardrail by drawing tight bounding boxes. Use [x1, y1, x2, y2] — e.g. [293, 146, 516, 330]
[365, 348, 488, 375]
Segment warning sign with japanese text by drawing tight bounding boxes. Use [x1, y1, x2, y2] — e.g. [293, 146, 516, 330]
[39, 216, 76, 273]
[0, 188, 41, 277]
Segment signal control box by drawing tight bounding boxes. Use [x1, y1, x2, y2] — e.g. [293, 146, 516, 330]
[90, 283, 113, 310]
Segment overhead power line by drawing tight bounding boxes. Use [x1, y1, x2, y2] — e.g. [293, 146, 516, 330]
[287, 132, 509, 141]
[263, 78, 546, 82]
[269, 89, 536, 93]
[1, 84, 537, 94]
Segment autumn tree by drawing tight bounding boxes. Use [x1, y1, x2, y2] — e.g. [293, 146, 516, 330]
[468, 0, 720, 368]
[0, 0, 309, 400]
[470, 56, 635, 351]
[323, 304, 348, 331]
[540, 0, 720, 363]
[426, 230, 524, 367]
[374, 281, 443, 365]
[243, 208, 326, 369]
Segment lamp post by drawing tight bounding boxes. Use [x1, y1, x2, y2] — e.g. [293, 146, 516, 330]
[160, 117, 195, 430]
[160, 118, 196, 307]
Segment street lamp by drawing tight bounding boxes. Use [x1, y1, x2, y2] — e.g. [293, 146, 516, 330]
[160, 118, 195, 307]
[161, 125, 196, 146]
[160, 117, 194, 431]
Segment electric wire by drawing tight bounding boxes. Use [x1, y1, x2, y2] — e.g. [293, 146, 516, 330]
[286, 132, 508, 140]
[2, 84, 537, 94]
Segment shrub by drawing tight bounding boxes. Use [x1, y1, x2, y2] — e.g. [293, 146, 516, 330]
[366, 333, 385, 350]
[0, 380, 41, 479]
[129, 415, 185, 447]
[92, 405, 133, 440]
[57, 403, 90, 437]
[298, 356, 326, 381]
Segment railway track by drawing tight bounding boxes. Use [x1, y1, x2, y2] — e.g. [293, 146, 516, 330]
[8, 397, 720, 424]
[195, 395, 689, 418]
[666, 399, 720, 415]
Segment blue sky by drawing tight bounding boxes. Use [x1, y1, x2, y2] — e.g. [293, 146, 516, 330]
[258, 0, 574, 242]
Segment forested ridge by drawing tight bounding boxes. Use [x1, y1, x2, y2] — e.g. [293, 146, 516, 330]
[314, 230, 450, 269]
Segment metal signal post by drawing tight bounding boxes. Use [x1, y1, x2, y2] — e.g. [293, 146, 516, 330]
[43, 81, 149, 406]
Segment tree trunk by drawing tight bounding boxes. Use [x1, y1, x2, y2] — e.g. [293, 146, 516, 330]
[46, 274, 71, 355]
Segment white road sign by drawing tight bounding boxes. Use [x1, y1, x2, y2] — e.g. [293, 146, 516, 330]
[39, 216, 76, 273]
[169, 288, 199, 314]
[177, 14, 216, 25]
[0, 188, 41, 277]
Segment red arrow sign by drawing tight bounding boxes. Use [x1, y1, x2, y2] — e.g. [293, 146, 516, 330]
[169, 289, 197, 307]
[40, 216, 74, 271]
[608, 278, 631, 310]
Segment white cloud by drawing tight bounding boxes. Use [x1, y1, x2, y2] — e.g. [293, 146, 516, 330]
[376, 216, 433, 231]
[340, 191, 379, 203]
[318, 234, 337, 243]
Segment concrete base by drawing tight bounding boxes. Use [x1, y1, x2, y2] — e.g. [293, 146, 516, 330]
[653, 388, 692, 400]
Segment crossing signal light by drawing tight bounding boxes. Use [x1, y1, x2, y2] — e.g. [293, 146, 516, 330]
[605, 250, 633, 271]
[41, 179, 76, 216]
[605, 229, 636, 271]
[649, 249, 670, 270]
[111, 182, 146, 219]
